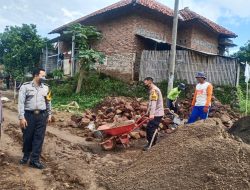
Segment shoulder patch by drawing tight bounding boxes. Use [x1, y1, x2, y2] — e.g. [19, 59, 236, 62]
[150, 90, 158, 101]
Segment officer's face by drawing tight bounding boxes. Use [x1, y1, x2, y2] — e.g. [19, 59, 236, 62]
[38, 71, 46, 78]
[35, 71, 46, 83]
[144, 80, 151, 88]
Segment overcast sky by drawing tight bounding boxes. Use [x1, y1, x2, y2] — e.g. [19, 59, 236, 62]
[0, 0, 250, 52]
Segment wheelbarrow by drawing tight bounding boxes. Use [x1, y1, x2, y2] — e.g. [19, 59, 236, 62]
[97, 116, 149, 150]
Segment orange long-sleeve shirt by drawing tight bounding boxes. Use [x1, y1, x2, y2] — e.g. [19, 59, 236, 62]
[191, 82, 213, 107]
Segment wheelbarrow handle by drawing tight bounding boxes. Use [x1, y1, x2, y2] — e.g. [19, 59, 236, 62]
[135, 114, 148, 124]
[134, 117, 149, 130]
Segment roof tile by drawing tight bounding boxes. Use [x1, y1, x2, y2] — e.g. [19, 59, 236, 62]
[180, 7, 237, 37]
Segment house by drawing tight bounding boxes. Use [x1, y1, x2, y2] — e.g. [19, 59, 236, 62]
[49, 0, 238, 84]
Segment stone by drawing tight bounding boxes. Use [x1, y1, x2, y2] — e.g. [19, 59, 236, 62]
[140, 105, 148, 111]
[125, 103, 134, 111]
[51, 116, 56, 123]
[116, 109, 123, 114]
[130, 131, 141, 139]
[67, 120, 78, 128]
[85, 137, 94, 142]
[221, 114, 231, 123]
[163, 118, 172, 126]
[81, 118, 91, 127]
[139, 130, 146, 138]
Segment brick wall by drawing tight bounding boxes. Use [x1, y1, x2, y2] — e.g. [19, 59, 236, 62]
[133, 13, 173, 80]
[92, 14, 137, 54]
[92, 12, 174, 81]
[177, 24, 192, 47]
[133, 13, 172, 53]
[190, 24, 219, 54]
[90, 14, 137, 81]
[97, 53, 136, 81]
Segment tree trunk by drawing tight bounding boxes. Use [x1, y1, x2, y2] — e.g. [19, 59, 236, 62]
[76, 68, 85, 93]
[14, 80, 17, 103]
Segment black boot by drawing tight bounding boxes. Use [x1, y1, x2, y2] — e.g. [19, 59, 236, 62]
[19, 153, 30, 165]
[143, 144, 150, 151]
[19, 158, 29, 165]
[29, 161, 45, 169]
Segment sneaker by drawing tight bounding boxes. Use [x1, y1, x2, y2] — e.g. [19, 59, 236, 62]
[29, 161, 45, 169]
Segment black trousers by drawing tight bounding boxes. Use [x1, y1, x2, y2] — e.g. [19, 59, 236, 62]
[166, 99, 178, 113]
[22, 111, 48, 162]
[146, 116, 163, 145]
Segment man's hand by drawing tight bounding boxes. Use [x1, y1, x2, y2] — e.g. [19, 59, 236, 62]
[19, 119, 28, 129]
[203, 106, 209, 113]
[172, 100, 176, 107]
[149, 115, 155, 120]
[47, 115, 52, 123]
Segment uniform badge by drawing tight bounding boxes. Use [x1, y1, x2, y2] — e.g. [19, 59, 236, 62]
[150, 90, 158, 101]
[46, 90, 52, 101]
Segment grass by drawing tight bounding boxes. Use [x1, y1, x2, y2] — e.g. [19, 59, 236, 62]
[50, 71, 248, 114]
[50, 72, 148, 110]
[237, 85, 250, 115]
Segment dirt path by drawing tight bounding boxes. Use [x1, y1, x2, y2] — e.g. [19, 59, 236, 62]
[0, 104, 142, 190]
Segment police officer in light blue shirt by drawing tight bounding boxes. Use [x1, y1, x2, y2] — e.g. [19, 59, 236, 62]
[18, 68, 52, 169]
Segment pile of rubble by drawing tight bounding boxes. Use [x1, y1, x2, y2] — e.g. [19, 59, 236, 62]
[67, 97, 150, 140]
[178, 96, 241, 127]
[64, 96, 241, 140]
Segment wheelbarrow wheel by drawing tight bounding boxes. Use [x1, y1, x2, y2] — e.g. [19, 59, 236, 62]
[101, 138, 116, 151]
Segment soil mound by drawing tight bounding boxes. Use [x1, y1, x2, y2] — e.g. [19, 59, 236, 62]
[229, 116, 250, 144]
[103, 118, 250, 190]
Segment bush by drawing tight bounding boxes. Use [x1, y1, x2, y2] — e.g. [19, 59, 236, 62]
[237, 85, 250, 114]
[51, 72, 148, 110]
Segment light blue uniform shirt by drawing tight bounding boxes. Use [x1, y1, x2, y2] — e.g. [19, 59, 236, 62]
[18, 81, 52, 119]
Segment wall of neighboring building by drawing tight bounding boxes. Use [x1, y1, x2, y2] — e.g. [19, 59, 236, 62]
[93, 11, 173, 81]
[91, 14, 137, 81]
[41, 51, 57, 74]
[133, 13, 173, 80]
[177, 24, 192, 47]
[134, 13, 172, 52]
[57, 12, 221, 81]
[190, 23, 219, 54]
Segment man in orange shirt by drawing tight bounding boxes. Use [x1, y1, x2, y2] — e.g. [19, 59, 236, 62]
[187, 72, 213, 124]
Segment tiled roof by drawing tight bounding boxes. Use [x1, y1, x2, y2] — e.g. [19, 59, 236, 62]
[136, 0, 173, 16]
[180, 7, 237, 37]
[49, 0, 174, 34]
[50, 0, 236, 38]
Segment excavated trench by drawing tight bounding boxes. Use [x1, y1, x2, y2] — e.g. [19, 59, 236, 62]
[229, 116, 250, 144]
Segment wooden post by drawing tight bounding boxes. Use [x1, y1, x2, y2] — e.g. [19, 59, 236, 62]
[45, 43, 48, 73]
[236, 62, 240, 87]
[246, 81, 249, 116]
[57, 39, 60, 70]
[14, 80, 16, 103]
[71, 34, 75, 77]
[167, 0, 179, 93]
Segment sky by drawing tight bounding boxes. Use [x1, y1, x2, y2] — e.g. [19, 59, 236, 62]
[0, 0, 250, 53]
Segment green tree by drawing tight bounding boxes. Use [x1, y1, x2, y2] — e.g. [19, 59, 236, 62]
[234, 40, 250, 62]
[67, 24, 104, 93]
[0, 24, 47, 79]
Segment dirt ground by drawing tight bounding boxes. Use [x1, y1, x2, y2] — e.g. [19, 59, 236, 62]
[1, 90, 250, 190]
[103, 119, 250, 190]
[0, 91, 149, 190]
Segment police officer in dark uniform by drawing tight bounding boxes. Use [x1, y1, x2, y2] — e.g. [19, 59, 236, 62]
[18, 68, 52, 169]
